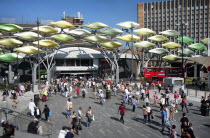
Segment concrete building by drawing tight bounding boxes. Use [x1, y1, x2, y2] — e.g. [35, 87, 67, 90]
[138, 0, 210, 42]
[137, 0, 210, 77]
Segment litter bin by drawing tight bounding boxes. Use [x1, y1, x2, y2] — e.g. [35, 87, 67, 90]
[106, 90, 111, 99]
[201, 104, 209, 116]
[34, 94, 40, 106]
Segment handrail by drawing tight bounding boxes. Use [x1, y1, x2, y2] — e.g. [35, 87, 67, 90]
[0, 107, 53, 125]
[0, 107, 53, 138]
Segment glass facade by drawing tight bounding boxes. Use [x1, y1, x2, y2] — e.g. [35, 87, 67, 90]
[55, 59, 93, 66]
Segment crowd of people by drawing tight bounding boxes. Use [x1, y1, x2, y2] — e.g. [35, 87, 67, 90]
[1, 77, 209, 138]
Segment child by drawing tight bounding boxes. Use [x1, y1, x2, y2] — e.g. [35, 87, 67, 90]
[169, 125, 176, 138]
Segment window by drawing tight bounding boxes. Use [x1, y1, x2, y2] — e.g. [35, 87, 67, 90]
[66, 59, 75, 66]
[56, 59, 64, 66]
[81, 59, 90, 66]
[152, 77, 163, 81]
[75, 59, 80, 66]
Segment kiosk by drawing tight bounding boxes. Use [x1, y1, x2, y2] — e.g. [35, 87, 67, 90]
[163, 77, 184, 93]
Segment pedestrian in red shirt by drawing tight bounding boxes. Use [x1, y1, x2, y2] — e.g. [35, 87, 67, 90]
[75, 87, 80, 99]
[118, 103, 126, 124]
[146, 89, 150, 99]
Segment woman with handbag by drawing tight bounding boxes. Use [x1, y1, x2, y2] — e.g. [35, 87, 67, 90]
[86, 107, 93, 127]
[143, 105, 148, 124]
[68, 111, 79, 135]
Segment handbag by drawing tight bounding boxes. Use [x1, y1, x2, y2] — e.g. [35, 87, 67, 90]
[151, 114, 154, 119]
[49, 111, 52, 117]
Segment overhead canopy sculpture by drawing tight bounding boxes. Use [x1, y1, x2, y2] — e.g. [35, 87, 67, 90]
[84, 35, 107, 43]
[33, 26, 58, 34]
[0, 24, 23, 32]
[84, 22, 108, 30]
[201, 38, 210, 45]
[134, 41, 155, 49]
[51, 20, 74, 29]
[188, 43, 206, 50]
[68, 29, 91, 36]
[14, 32, 41, 41]
[101, 28, 123, 36]
[162, 42, 181, 49]
[178, 48, 194, 56]
[149, 48, 169, 55]
[14, 46, 42, 55]
[160, 30, 180, 37]
[148, 35, 169, 42]
[116, 34, 140, 42]
[177, 36, 194, 44]
[33, 39, 59, 48]
[51, 34, 75, 42]
[162, 54, 180, 62]
[116, 21, 140, 29]
[0, 38, 23, 47]
[0, 53, 23, 62]
[100, 41, 122, 49]
[134, 28, 156, 36]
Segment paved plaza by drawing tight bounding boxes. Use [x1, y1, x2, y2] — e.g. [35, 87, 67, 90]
[1, 89, 210, 138]
[36, 89, 210, 138]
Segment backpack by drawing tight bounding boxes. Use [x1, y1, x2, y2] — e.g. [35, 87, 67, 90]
[69, 104, 73, 109]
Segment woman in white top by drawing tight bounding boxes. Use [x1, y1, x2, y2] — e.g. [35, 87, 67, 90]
[86, 107, 93, 127]
[66, 98, 73, 118]
[146, 103, 152, 123]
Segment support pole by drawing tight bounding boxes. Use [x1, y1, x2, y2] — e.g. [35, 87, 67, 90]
[194, 62, 197, 78]
[208, 72, 210, 90]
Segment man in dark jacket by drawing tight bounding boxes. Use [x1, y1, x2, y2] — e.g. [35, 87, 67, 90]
[27, 118, 39, 134]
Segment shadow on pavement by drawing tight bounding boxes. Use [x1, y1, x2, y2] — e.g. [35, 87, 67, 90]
[110, 117, 119, 122]
[81, 121, 87, 127]
[203, 124, 210, 127]
[94, 102, 101, 105]
[131, 117, 144, 123]
[61, 112, 67, 117]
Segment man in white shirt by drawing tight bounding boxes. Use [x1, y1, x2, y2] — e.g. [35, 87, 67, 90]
[136, 91, 140, 104]
[28, 99, 36, 116]
[141, 88, 145, 100]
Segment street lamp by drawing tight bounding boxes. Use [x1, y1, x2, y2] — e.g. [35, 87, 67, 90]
[36, 17, 41, 87]
[176, 22, 188, 79]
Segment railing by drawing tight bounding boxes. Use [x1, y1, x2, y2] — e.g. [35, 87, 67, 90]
[0, 107, 53, 138]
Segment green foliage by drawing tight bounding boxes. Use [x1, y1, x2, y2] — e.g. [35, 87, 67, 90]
[0, 83, 18, 90]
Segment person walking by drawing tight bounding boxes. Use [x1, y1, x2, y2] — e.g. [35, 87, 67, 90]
[143, 105, 148, 124]
[141, 88, 145, 100]
[153, 92, 158, 106]
[132, 96, 137, 112]
[29, 99, 36, 117]
[118, 103, 126, 124]
[34, 107, 42, 120]
[78, 107, 84, 127]
[99, 91, 104, 105]
[86, 107, 93, 127]
[66, 98, 73, 118]
[165, 91, 170, 106]
[160, 95, 166, 111]
[181, 96, 189, 113]
[68, 111, 79, 135]
[146, 103, 152, 123]
[75, 87, 80, 99]
[174, 91, 179, 105]
[42, 105, 50, 122]
[146, 88, 150, 99]
[160, 106, 167, 133]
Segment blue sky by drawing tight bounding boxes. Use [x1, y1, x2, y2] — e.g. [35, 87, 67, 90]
[0, 0, 161, 28]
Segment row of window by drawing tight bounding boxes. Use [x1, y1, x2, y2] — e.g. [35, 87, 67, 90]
[55, 59, 93, 66]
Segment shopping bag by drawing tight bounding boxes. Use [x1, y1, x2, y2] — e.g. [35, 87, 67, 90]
[92, 115, 95, 121]
[49, 111, 52, 117]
